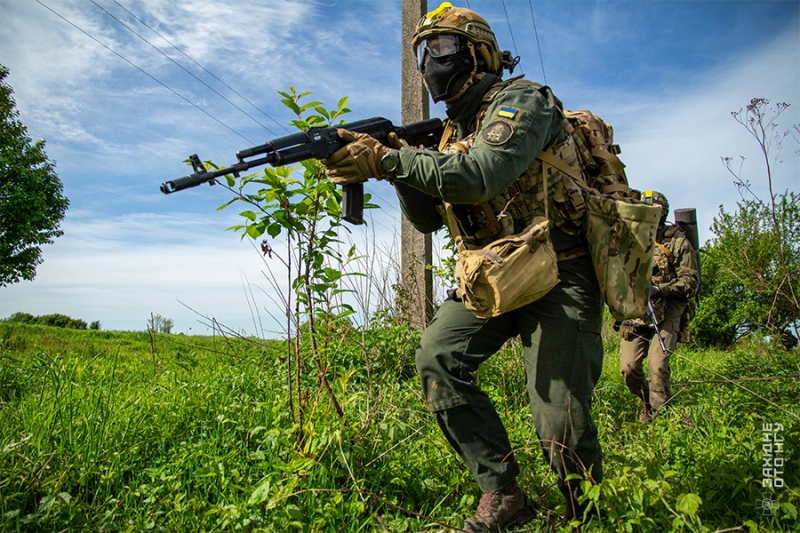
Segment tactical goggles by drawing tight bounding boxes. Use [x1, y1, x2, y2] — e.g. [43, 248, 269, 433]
[415, 34, 468, 70]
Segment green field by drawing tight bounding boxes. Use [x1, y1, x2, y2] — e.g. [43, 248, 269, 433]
[1, 321, 798, 532]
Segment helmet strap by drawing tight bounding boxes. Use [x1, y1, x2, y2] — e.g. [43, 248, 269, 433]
[475, 43, 497, 74]
[442, 41, 481, 103]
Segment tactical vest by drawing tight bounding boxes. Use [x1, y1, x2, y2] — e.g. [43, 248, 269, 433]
[652, 225, 684, 287]
[435, 77, 629, 248]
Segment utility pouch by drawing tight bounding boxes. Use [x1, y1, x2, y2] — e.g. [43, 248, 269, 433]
[534, 149, 659, 322]
[619, 320, 655, 342]
[584, 195, 662, 321]
[454, 216, 559, 318]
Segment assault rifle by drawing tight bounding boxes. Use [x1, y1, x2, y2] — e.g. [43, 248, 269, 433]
[160, 117, 444, 225]
[647, 299, 670, 356]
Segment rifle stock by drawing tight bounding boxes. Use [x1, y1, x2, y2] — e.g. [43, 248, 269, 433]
[161, 117, 443, 225]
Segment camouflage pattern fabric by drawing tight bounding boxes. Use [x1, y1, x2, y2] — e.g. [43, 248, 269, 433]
[584, 196, 662, 321]
[635, 224, 699, 326]
[433, 78, 591, 246]
[426, 76, 659, 321]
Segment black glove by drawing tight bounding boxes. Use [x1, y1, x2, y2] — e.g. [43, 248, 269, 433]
[649, 285, 661, 299]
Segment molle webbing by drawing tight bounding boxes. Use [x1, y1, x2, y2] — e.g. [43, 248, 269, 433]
[563, 110, 629, 195]
[437, 78, 630, 248]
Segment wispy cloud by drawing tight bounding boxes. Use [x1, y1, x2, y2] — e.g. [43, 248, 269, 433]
[0, 0, 797, 333]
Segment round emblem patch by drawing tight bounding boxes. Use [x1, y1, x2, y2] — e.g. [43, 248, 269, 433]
[481, 121, 514, 146]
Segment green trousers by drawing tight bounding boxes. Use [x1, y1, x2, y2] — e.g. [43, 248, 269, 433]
[415, 255, 604, 514]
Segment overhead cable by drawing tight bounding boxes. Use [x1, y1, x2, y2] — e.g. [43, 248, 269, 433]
[34, 0, 255, 144]
[527, 0, 547, 85]
[109, 0, 290, 134]
[90, 0, 280, 137]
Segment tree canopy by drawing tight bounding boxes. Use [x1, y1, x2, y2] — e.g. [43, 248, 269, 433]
[693, 99, 799, 347]
[0, 64, 69, 286]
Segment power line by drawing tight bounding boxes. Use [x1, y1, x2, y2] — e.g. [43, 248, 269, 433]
[108, 0, 290, 135]
[527, 0, 547, 85]
[500, 0, 523, 75]
[89, 0, 281, 137]
[34, 0, 255, 144]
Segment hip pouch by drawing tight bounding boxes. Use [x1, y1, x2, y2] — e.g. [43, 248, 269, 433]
[454, 216, 559, 318]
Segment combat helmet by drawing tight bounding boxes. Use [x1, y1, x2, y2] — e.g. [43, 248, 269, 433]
[643, 190, 669, 218]
[412, 2, 515, 102]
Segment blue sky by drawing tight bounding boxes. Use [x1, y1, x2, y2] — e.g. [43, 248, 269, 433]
[1, 0, 798, 335]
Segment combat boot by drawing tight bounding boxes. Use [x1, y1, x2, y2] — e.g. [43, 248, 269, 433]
[462, 482, 536, 532]
[640, 401, 654, 424]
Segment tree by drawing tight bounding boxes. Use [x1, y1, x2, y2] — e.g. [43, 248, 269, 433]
[148, 314, 174, 334]
[695, 194, 799, 345]
[693, 99, 799, 346]
[219, 88, 362, 428]
[0, 64, 69, 286]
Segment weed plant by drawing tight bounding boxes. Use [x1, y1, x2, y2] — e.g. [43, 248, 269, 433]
[1, 319, 798, 532]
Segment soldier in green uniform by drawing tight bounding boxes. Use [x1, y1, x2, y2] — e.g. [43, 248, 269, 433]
[322, 2, 610, 529]
[618, 190, 700, 422]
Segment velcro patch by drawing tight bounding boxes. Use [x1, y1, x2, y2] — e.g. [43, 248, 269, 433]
[481, 121, 514, 146]
[497, 107, 518, 119]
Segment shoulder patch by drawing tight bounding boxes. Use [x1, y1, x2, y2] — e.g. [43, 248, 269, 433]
[481, 121, 514, 146]
[497, 107, 518, 119]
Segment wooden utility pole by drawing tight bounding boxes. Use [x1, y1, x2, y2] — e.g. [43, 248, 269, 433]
[400, 0, 433, 327]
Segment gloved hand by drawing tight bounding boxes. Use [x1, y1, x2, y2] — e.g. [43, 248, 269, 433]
[649, 285, 661, 299]
[321, 129, 402, 185]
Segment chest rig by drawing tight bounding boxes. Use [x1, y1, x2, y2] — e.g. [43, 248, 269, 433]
[652, 225, 683, 286]
[435, 78, 629, 248]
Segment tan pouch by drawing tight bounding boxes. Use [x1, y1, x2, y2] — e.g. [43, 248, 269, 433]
[452, 216, 559, 319]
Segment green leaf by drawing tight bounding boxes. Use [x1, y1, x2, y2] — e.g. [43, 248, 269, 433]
[323, 268, 342, 281]
[675, 493, 702, 516]
[246, 224, 263, 239]
[248, 480, 271, 505]
[280, 98, 301, 115]
[240, 211, 258, 222]
[194, 466, 217, 478]
[780, 501, 798, 519]
[298, 101, 323, 114]
[267, 223, 282, 238]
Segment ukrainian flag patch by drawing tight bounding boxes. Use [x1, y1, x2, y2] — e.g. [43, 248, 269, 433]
[497, 107, 518, 119]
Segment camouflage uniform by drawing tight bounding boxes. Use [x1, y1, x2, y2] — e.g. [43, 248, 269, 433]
[618, 215, 699, 412]
[392, 72, 604, 519]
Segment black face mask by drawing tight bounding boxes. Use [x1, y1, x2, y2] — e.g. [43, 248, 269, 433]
[422, 50, 474, 103]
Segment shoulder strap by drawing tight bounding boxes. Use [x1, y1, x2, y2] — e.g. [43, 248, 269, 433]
[655, 241, 674, 259]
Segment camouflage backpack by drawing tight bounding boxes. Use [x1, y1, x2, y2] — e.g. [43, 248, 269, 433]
[436, 77, 660, 321]
[536, 109, 662, 321]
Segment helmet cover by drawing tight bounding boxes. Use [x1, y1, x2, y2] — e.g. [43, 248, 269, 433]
[412, 2, 502, 102]
[643, 190, 670, 217]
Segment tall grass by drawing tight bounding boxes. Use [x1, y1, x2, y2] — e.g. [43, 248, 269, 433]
[1, 320, 798, 532]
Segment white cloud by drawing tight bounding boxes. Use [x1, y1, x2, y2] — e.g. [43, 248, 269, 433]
[0, 211, 280, 334]
[1, 0, 797, 333]
[611, 27, 799, 244]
